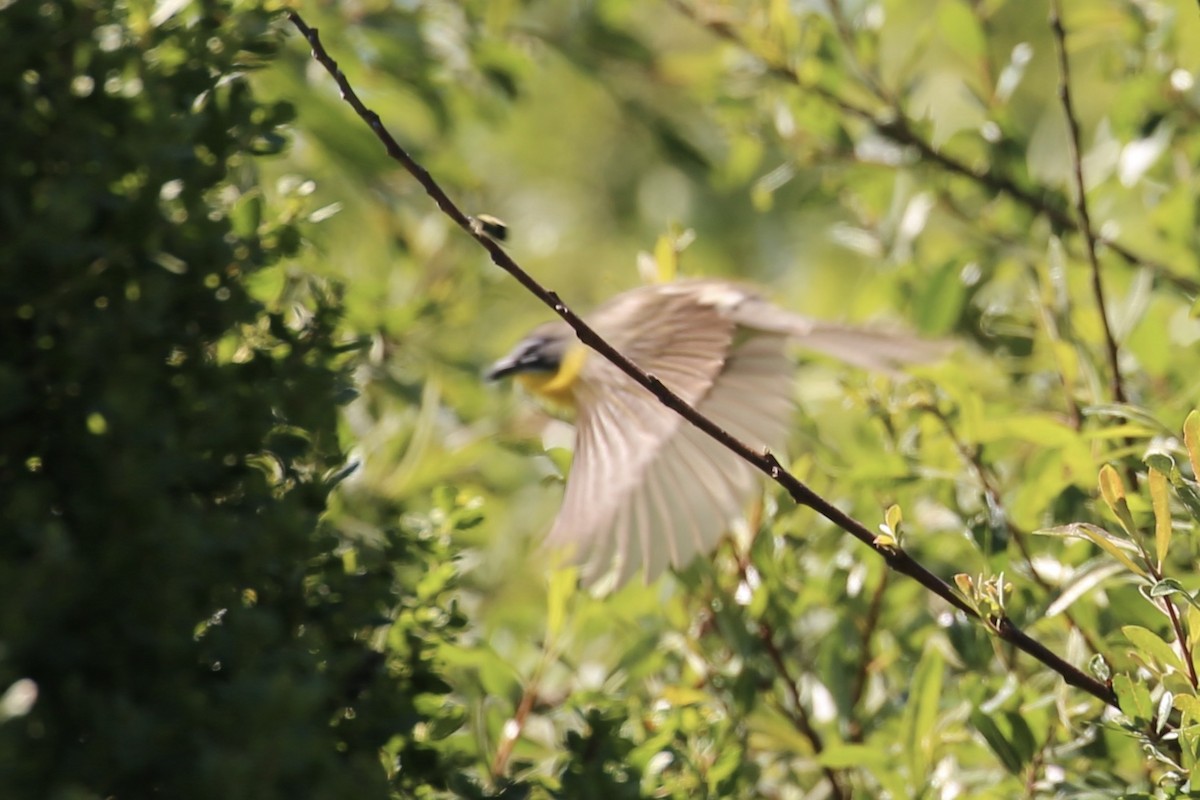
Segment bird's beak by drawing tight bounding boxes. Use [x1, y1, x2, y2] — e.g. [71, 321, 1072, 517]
[485, 352, 522, 381]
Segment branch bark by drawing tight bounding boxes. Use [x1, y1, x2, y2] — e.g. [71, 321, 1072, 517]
[1049, 0, 1128, 410]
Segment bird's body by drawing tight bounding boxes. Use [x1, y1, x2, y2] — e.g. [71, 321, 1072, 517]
[488, 279, 940, 590]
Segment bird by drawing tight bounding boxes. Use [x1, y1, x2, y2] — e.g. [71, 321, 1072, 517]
[487, 278, 944, 591]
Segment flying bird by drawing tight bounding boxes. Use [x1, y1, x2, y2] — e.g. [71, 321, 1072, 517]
[488, 278, 942, 590]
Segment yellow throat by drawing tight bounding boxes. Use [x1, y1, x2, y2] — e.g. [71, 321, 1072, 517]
[515, 343, 588, 409]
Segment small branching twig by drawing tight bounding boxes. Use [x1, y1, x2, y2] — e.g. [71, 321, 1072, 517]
[490, 664, 543, 779]
[287, 9, 1117, 710]
[1048, 0, 1127, 411]
[824, 0, 889, 101]
[923, 403, 1104, 657]
[666, 0, 1198, 296]
[847, 569, 888, 743]
[1162, 595, 1199, 689]
[727, 541, 848, 799]
[756, 618, 846, 798]
[1142, 557, 1200, 690]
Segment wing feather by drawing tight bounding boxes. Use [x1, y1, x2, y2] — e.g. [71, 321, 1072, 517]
[534, 278, 941, 589]
[544, 283, 799, 589]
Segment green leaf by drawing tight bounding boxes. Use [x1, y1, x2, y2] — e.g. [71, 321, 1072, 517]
[1146, 578, 1200, 611]
[1098, 464, 1139, 538]
[819, 742, 888, 769]
[1112, 674, 1154, 726]
[1190, 605, 1200, 657]
[546, 566, 575, 641]
[1176, 480, 1200, 522]
[1185, 410, 1200, 478]
[1036, 523, 1147, 578]
[936, 1, 986, 64]
[1149, 468, 1172, 568]
[1122, 625, 1187, 677]
[819, 744, 909, 797]
[969, 710, 1026, 774]
[885, 503, 903, 534]
[912, 259, 968, 334]
[900, 644, 944, 782]
[1175, 693, 1200, 727]
[1143, 451, 1175, 475]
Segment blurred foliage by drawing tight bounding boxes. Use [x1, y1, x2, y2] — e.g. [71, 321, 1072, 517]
[1, 1, 470, 798]
[7, 0, 1200, 797]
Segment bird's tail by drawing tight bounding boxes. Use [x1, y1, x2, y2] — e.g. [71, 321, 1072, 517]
[796, 322, 950, 373]
[738, 303, 950, 374]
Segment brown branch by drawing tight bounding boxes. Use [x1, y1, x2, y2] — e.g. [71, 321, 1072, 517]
[1144, 554, 1200, 691]
[1161, 592, 1199, 690]
[728, 540, 848, 798]
[1048, 1, 1128, 410]
[757, 619, 848, 798]
[923, 403, 1104, 657]
[286, 9, 1117, 710]
[666, 0, 1199, 296]
[847, 569, 888, 743]
[491, 670, 541, 779]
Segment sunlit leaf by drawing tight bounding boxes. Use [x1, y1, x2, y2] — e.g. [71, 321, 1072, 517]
[885, 503, 903, 534]
[901, 644, 944, 781]
[1148, 467, 1171, 569]
[1185, 410, 1200, 478]
[1122, 625, 1187, 677]
[1044, 560, 1126, 618]
[1036, 523, 1148, 578]
[1098, 464, 1139, 538]
[652, 234, 677, 284]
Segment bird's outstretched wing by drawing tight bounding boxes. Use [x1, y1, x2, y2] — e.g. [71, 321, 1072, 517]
[545, 284, 794, 589]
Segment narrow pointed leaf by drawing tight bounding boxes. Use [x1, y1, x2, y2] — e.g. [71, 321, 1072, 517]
[1122, 625, 1187, 676]
[1098, 464, 1139, 537]
[900, 645, 944, 781]
[1036, 523, 1147, 577]
[1149, 467, 1172, 568]
[1184, 410, 1200, 478]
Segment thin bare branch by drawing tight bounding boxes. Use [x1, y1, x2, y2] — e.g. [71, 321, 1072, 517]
[825, 0, 889, 101]
[923, 403, 1103, 657]
[1048, 0, 1128, 410]
[728, 534, 848, 799]
[1161, 592, 1199, 690]
[490, 668, 542, 779]
[286, 9, 1117, 710]
[847, 569, 888, 743]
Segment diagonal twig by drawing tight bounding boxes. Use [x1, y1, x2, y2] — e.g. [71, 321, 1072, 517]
[285, 9, 1118, 710]
[725, 525, 848, 799]
[922, 402, 1104, 657]
[847, 569, 887, 743]
[666, 0, 1198, 296]
[1048, 0, 1127, 411]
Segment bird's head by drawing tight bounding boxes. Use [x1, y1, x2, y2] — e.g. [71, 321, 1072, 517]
[487, 321, 588, 409]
